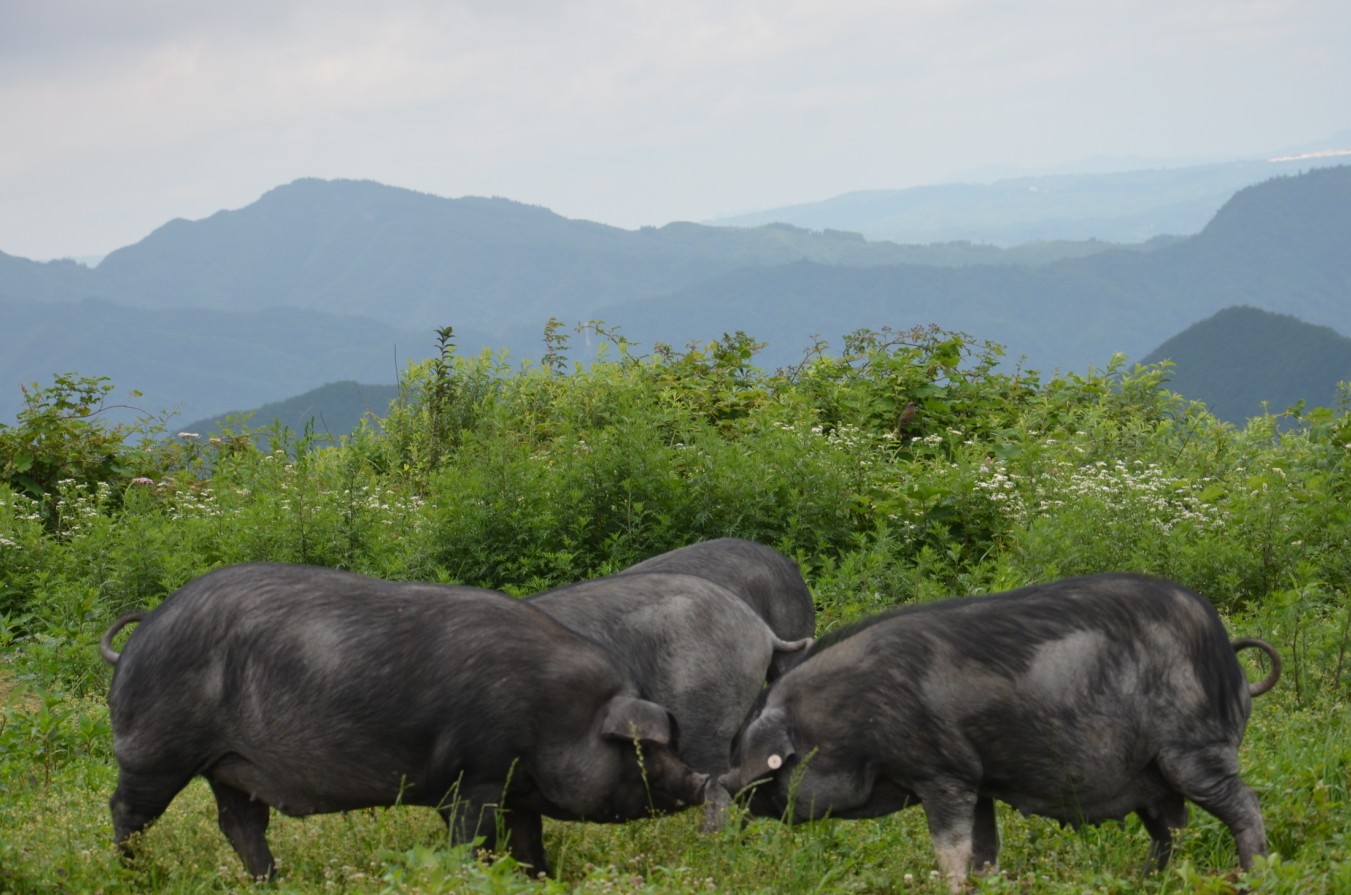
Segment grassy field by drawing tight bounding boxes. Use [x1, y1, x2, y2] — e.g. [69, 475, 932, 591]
[3, 334, 1350, 892]
[3, 619, 1348, 895]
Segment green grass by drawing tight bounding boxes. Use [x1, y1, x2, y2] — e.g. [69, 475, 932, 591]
[3, 336, 1350, 893]
[2, 668, 1347, 895]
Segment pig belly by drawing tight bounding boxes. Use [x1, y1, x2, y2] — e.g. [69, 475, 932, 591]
[988, 766, 1172, 827]
[209, 752, 438, 817]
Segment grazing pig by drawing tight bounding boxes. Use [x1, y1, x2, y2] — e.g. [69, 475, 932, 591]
[100, 563, 708, 881]
[528, 571, 811, 829]
[622, 538, 816, 679]
[720, 574, 1281, 892]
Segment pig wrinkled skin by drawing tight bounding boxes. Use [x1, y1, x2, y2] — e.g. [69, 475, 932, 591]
[621, 538, 816, 680]
[721, 573, 1281, 893]
[528, 571, 812, 829]
[101, 563, 708, 880]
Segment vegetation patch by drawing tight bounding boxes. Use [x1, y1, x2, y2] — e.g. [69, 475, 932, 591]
[1, 323, 1348, 893]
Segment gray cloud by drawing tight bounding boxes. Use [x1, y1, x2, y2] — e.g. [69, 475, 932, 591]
[1, 0, 1348, 259]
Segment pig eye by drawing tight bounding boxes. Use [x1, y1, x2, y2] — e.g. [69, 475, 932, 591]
[767, 754, 783, 770]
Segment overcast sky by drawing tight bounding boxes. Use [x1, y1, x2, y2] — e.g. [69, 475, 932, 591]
[3, 0, 1348, 261]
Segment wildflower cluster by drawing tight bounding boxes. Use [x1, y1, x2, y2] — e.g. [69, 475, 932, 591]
[51, 479, 114, 536]
[1030, 459, 1225, 535]
[0, 491, 42, 550]
[969, 455, 1222, 534]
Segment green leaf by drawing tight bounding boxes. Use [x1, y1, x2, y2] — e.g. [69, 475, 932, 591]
[1198, 483, 1227, 503]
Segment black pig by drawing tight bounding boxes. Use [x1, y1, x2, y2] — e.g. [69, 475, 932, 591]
[528, 571, 811, 828]
[721, 573, 1280, 892]
[101, 563, 708, 880]
[622, 538, 816, 679]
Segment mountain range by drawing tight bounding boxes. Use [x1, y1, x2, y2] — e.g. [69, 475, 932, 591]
[607, 164, 1351, 376]
[2, 162, 1349, 428]
[711, 149, 1351, 245]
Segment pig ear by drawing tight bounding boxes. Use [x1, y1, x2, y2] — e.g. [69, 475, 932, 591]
[601, 696, 674, 745]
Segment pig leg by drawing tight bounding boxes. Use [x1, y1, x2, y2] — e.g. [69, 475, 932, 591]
[439, 795, 499, 855]
[109, 767, 192, 860]
[502, 810, 549, 876]
[208, 779, 275, 880]
[917, 783, 978, 894]
[688, 706, 737, 833]
[971, 796, 1000, 872]
[1201, 779, 1267, 869]
[1158, 747, 1267, 869]
[700, 779, 732, 833]
[440, 799, 549, 876]
[1137, 792, 1188, 871]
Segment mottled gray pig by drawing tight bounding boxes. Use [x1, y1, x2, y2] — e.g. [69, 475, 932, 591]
[101, 563, 707, 880]
[622, 538, 816, 680]
[528, 571, 810, 829]
[722, 573, 1280, 892]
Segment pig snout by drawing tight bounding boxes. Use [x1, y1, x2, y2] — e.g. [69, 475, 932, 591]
[640, 749, 710, 812]
[651, 762, 709, 809]
[718, 765, 770, 800]
[688, 771, 711, 805]
[669, 763, 710, 808]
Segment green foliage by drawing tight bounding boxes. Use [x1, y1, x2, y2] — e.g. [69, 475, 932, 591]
[2, 323, 1351, 893]
[0, 685, 110, 788]
[0, 374, 151, 516]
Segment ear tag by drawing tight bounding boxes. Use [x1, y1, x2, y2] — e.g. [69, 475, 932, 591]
[767, 754, 783, 770]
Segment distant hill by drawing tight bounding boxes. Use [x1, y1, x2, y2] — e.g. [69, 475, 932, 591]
[1142, 306, 1351, 423]
[0, 251, 100, 302]
[710, 154, 1351, 246]
[0, 178, 1192, 334]
[177, 380, 402, 441]
[89, 179, 981, 332]
[0, 296, 439, 427]
[604, 166, 1351, 374]
[3, 166, 1349, 426]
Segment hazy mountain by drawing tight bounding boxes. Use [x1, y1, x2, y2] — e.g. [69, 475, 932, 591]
[0, 250, 100, 302]
[177, 380, 403, 441]
[10, 178, 1170, 332]
[0, 296, 440, 427]
[1142, 306, 1351, 424]
[0, 177, 1173, 426]
[88, 179, 988, 333]
[606, 166, 1351, 374]
[3, 165, 1348, 428]
[710, 154, 1351, 246]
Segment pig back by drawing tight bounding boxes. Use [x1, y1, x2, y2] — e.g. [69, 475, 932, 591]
[801, 573, 1251, 721]
[623, 538, 816, 644]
